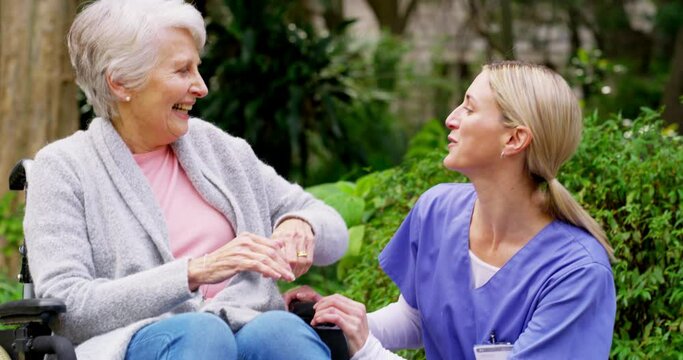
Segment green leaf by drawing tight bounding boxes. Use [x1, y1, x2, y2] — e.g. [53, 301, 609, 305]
[347, 225, 365, 256]
[306, 182, 344, 200]
[321, 193, 364, 227]
[306, 181, 365, 226]
[306, 181, 356, 199]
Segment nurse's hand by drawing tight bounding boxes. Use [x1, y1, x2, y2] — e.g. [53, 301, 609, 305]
[272, 218, 315, 278]
[312, 294, 369, 356]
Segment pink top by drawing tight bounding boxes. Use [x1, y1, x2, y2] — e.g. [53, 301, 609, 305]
[133, 145, 235, 300]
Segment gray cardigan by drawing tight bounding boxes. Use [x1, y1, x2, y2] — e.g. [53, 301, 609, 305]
[23, 117, 348, 360]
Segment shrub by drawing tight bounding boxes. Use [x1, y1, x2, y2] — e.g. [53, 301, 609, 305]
[331, 109, 682, 359]
[0, 272, 21, 304]
[197, 1, 407, 185]
[0, 192, 24, 304]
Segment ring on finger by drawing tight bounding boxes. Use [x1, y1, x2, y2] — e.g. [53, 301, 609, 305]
[296, 250, 308, 257]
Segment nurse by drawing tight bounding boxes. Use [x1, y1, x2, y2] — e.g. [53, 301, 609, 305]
[288, 61, 617, 359]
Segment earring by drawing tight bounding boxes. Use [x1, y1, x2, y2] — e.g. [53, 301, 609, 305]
[124, 96, 131, 102]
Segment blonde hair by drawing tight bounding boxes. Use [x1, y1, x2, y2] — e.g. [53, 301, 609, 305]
[484, 61, 614, 260]
[68, 0, 206, 120]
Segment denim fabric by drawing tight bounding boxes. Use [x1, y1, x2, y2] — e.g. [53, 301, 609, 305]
[125, 313, 236, 359]
[236, 311, 331, 360]
[125, 311, 330, 360]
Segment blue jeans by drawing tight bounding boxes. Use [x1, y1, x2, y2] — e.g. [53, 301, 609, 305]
[125, 311, 331, 360]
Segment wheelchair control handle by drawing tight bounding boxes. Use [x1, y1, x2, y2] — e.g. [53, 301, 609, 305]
[30, 335, 76, 360]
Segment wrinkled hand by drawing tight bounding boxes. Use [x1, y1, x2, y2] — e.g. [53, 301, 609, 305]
[312, 294, 369, 356]
[282, 285, 322, 309]
[188, 232, 295, 291]
[272, 218, 315, 278]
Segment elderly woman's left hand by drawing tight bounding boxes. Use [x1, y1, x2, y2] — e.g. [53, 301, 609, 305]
[272, 218, 315, 278]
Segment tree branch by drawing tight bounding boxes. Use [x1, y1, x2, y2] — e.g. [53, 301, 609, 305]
[397, 0, 420, 34]
[464, 0, 506, 57]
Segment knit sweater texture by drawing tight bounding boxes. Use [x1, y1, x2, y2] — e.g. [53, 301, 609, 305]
[23, 117, 348, 360]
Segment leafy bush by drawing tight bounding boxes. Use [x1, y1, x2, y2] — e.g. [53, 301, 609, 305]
[0, 269, 21, 330]
[573, 110, 683, 359]
[0, 193, 23, 262]
[402, 118, 447, 161]
[0, 192, 23, 304]
[0, 272, 21, 304]
[322, 109, 681, 359]
[566, 48, 673, 123]
[197, 0, 406, 185]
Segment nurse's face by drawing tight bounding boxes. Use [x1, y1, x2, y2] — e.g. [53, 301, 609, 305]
[443, 71, 509, 176]
[115, 27, 208, 153]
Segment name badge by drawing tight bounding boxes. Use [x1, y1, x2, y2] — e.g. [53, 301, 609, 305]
[473, 343, 513, 360]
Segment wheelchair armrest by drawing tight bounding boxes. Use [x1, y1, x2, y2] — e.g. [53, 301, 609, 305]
[0, 298, 66, 325]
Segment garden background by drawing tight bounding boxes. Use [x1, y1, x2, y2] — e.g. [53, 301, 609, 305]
[0, 0, 681, 358]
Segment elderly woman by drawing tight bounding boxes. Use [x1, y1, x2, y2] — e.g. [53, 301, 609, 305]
[23, 0, 347, 359]
[288, 61, 616, 359]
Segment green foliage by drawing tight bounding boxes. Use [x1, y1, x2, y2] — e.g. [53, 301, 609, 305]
[306, 181, 365, 227]
[572, 110, 683, 359]
[0, 270, 21, 331]
[568, 48, 621, 98]
[0, 193, 23, 263]
[304, 180, 369, 283]
[197, 1, 406, 185]
[566, 49, 670, 121]
[198, 0, 346, 182]
[403, 118, 447, 161]
[654, 2, 683, 41]
[318, 108, 681, 359]
[0, 193, 23, 307]
[312, 33, 410, 183]
[0, 272, 21, 304]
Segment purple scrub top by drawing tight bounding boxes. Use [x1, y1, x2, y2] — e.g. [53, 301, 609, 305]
[379, 183, 615, 360]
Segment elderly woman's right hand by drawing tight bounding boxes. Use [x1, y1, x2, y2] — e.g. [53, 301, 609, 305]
[187, 232, 295, 291]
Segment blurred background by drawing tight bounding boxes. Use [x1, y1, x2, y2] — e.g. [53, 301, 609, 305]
[1, 0, 681, 189]
[0, 1, 681, 358]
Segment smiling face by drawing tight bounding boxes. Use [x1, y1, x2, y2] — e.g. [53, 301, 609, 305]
[443, 71, 511, 176]
[113, 27, 208, 153]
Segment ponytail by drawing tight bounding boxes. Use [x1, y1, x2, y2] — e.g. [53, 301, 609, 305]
[484, 61, 614, 261]
[546, 179, 615, 261]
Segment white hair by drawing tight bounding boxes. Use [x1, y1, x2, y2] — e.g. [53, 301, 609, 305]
[68, 0, 206, 119]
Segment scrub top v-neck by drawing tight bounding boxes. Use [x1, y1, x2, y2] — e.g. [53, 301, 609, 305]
[378, 183, 615, 360]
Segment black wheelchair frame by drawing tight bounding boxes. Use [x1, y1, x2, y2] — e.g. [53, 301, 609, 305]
[0, 160, 76, 360]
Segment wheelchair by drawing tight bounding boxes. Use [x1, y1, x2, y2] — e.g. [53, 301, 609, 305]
[0, 159, 348, 360]
[0, 160, 76, 360]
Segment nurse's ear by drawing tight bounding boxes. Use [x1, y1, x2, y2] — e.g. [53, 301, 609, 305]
[501, 126, 533, 158]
